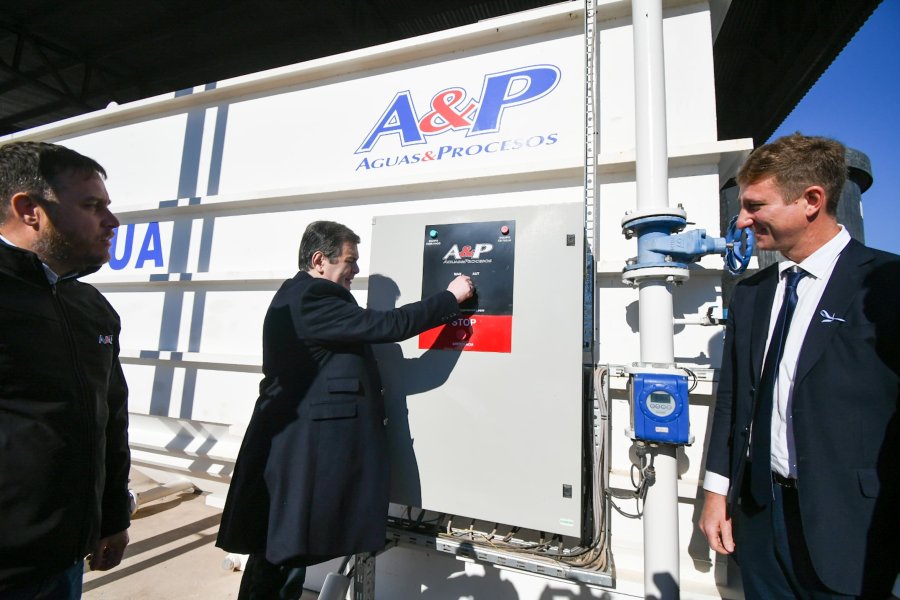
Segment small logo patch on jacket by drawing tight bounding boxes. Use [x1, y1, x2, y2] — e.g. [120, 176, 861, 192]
[819, 309, 846, 324]
[98, 334, 114, 344]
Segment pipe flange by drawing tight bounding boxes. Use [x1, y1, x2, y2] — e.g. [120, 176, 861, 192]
[622, 216, 687, 240]
[621, 265, 690, 286]
[624, 258, 689, 272]
[621, 206, 687, 229]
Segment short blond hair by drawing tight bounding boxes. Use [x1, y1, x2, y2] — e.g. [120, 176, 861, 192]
[737, 133, 846, 215]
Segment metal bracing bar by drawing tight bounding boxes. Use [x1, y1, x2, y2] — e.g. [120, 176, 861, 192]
[0, 21, 116, 101]
[584, 0, 599, 364]
[386, 528, 614, 588]
[584, 0, 598, 255]
[0, 59, 93, 108]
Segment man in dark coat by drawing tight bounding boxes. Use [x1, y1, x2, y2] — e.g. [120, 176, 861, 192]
[217, 220, 473, 599]
[0, 141, 130, 598]
[699, 134, 899, 598]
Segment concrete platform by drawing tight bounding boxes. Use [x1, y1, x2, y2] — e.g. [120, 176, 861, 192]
[82, 472, 318, 599]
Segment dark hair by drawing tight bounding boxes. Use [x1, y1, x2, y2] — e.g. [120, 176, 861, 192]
[298, 221, 360, 269]
[737, 133, 846, 216]
[0, 141, 107, 225]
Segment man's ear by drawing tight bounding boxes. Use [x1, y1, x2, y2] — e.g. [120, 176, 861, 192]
[802, 185, 827, 218]
[9, 192, 42, 229]
[310, 250, 327, 273]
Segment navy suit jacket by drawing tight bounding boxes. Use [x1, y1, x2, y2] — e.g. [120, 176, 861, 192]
[217, 272, 460, 566]
[706, 239, 899, 596]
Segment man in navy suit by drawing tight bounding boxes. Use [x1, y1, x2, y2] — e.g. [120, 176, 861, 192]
[700, 134, 899, 598]
[217, 220, 473, 599]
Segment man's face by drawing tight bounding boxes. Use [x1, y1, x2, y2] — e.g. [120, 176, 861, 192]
[321, 242, 360, 290]
[736, 175, 809, 256]
[34, 170, 119, 274]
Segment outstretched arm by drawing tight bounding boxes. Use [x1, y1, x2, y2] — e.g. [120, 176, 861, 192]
[446, 275, 474, 304]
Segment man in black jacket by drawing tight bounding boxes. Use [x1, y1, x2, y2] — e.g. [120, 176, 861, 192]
[0, 141, 130, 599]
[217, 220, 473, 599]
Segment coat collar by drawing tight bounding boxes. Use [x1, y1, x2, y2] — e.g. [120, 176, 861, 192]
[294, 269, 357, 304]
[0, 237, 101, 284]
[750, 264, 779, 381]
[0, 239, 51, 286]
[747, 238, 873, 384]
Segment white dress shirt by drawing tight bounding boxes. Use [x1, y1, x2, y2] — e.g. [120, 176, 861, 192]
[767, 226, 850, 478]
[703, 225, 851, 494]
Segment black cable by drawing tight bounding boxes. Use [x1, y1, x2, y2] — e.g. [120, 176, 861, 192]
[679, 366, 698, 392]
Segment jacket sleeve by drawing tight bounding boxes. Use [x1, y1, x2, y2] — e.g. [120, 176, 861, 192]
[705, 292, 739, 484]
[100, 319, 131, 538]
[296, 279, 460, 344]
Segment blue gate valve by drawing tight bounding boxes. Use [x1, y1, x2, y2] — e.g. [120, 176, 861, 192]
[641, 228, 726, 267]
[723, 215, 754, 275]
[623, 214, 754, 276]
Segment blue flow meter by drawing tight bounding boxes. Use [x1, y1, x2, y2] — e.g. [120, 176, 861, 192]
[628, 368, 692, 445]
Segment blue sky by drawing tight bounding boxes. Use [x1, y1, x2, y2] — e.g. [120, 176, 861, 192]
[770, 0, 899, 254]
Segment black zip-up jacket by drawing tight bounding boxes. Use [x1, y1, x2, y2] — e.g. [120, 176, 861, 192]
[0, 241, 130, 588]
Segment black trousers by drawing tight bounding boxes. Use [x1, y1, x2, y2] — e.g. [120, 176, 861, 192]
[237, 554, 307, 600]
[736, 481, 852, 600]
[0, 560, 83, 600]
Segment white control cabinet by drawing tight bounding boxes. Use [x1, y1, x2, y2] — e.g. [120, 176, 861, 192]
[370, 202, 585, 536]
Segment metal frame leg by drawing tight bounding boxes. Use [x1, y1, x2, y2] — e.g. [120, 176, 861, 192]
[352, 552, 376, 600]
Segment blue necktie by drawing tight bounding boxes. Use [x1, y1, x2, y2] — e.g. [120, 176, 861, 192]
[750, 266, 807, 506]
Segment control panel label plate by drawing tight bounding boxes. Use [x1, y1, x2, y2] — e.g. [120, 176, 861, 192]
[419, 220, 515, 352]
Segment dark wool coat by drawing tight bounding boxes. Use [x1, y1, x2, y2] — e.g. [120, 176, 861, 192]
[217, 272, 459, 566]
[705, 240, 899, 596]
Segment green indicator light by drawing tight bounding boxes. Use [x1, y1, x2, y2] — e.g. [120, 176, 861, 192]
[429, 229, 438, 238]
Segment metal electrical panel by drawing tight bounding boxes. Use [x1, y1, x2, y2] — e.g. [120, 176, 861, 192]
[370, 203, 584, 536]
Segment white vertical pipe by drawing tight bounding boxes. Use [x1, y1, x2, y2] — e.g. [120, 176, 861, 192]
[639, 281, 675, 364]
[642, 442, 680, 598]
[633, 0, 669, 211]
[632, 0, 680, 598]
